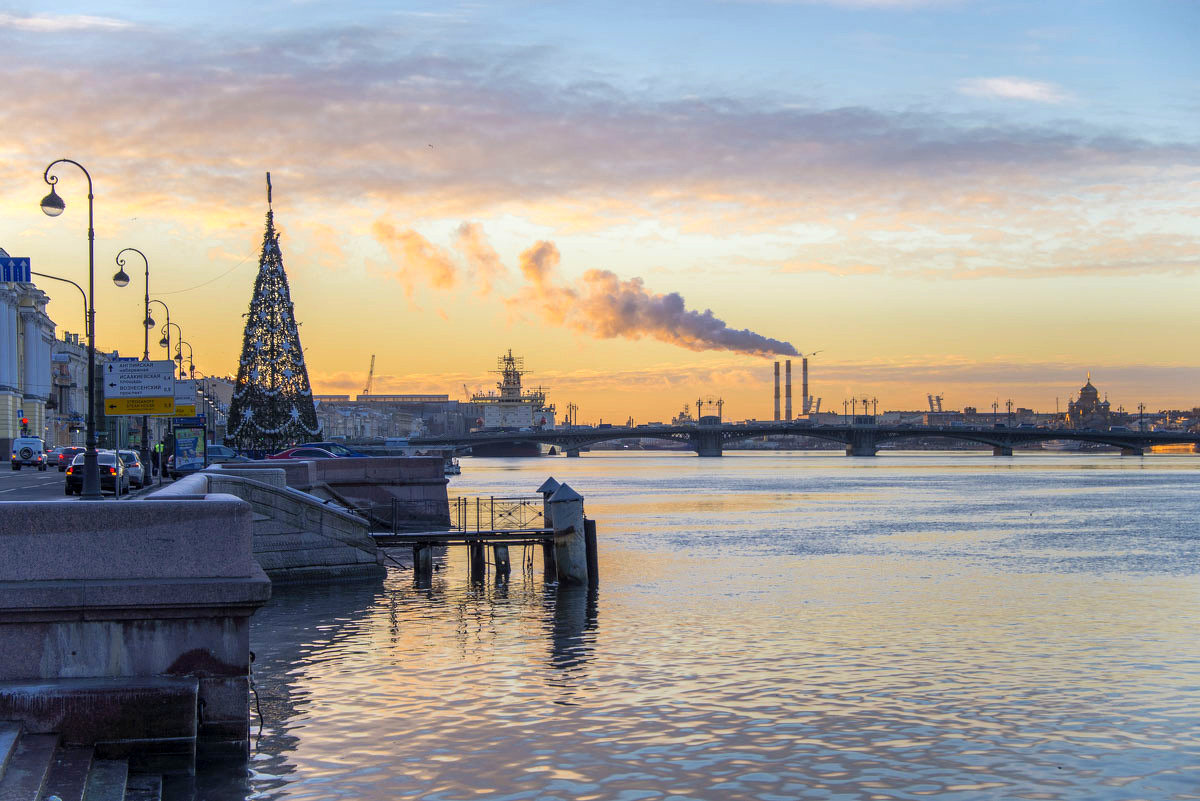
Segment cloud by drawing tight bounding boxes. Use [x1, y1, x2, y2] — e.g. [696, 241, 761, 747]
[0, 13, 133, 32]
[452, 222, 507, 295]
[958, 77, 1070, 104]
[371, 220, 457, 296]
[512, 241, 798, 357]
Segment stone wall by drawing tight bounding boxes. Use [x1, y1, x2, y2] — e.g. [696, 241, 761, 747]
[0, 495, 270, 768]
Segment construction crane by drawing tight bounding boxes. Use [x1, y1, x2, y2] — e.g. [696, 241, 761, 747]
[363, 354, 375, 396]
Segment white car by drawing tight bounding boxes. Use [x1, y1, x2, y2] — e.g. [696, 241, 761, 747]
[117, 450, 147, 488]
[10, 436, 47, 471]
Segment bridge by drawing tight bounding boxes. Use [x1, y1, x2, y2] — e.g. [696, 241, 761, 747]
[411, 421, 1200, 458]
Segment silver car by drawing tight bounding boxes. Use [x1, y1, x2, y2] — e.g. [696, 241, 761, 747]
[117, 450, 147, 488]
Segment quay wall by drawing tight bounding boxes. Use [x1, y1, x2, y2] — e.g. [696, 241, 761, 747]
[0, 495, 270, 768]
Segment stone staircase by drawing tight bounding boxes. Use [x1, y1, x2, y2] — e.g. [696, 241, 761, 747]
[0, 721, 174, 801]
[251, 510, 383, 583]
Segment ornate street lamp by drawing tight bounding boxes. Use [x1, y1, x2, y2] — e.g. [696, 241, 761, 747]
[114, 248, 152, 467]
[40, 159, 101, 499]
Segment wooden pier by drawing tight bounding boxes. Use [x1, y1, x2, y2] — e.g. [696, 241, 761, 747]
[370, 478, 598, 588]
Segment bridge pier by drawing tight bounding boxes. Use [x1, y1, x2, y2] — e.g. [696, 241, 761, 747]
[992, 445, 1013, 456]
[845, 430, 877, 457]
[566, 449, 581, 458]
[692, 430, 723, 457]
[1120, 447, 1144, 456]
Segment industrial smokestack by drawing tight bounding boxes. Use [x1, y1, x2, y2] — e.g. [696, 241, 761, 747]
[802, 357, 809, 415]
[773, 361, 780, 421]
[785, 360, 792, 421]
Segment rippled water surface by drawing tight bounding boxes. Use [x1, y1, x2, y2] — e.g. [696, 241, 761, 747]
[230, 452, 1200, 800]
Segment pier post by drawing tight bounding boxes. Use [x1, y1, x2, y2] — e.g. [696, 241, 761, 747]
[992, 445, 1013, 456]
[469, 540, 486, 583]
[413, 543, 433, 586]
[550, 483, 588, 587]
[584, 517, 599, 588]
[566, 448, 581, 457]
[494, 544, 511, 581]
[538, 477, 560, 581]
[845, 430, 877, 457]
[1120, 446, 1144, 456]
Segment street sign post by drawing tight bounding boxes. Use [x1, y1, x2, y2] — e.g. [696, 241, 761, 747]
[103, 360, 175, 416]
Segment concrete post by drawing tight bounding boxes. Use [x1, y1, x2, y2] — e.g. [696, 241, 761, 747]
[1120, 447, 1144, 456]
[537, 477, 559, 581]
[494, 544, 511, 581]
[584, 517, 599, 589]
[566, 449, 581, 457]
[992, 445, 1013, 456]
[549, 482, 587, 587]
[413, 543, 432, 586]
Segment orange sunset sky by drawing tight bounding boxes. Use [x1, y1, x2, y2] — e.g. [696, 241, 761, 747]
[2, 2, 1197, 423]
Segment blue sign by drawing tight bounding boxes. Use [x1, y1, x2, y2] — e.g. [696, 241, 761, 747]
[17, 409, 22, 418]
[2, 258, 31, 283]
[173, 415, 207, 426]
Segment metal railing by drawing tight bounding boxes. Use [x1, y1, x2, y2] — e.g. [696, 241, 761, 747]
[450, 495, 544, 533]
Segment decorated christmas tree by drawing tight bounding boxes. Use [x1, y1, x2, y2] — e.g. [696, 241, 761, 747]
[226, 173, 321, 452]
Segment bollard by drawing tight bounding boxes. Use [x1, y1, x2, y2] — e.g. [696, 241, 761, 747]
[413, 543, 433, 586]
[584, 517, 598, 588]
[538, 477, 560, 581]
[494, 544, 511, 582]
[549, 482, 587, 587]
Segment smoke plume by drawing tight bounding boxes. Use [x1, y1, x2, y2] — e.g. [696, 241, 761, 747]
[453, 222, 507, 295]
[372, 219, 457, 296]
[514, 241, 797, 357]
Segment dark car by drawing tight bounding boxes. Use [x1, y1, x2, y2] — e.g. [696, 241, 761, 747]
[268, 447, 339, 460]
[297, 442, 368, 457]
[207, 444, 251, 465]
[64, 451, 129, 496]
[56, 447, 84, 471]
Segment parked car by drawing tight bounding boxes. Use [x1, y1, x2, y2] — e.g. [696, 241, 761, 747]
[10, 436, 48, 471]
[64, 451, 129, 495]
[268, 447, 339, 460]
[207, 444, 251, 465]
[297, 442, 368, 457]
[56, 446, 85, 471]
[117, 450, 147, 489]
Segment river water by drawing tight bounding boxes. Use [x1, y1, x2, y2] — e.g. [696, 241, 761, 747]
[227, 452, 1200, 801]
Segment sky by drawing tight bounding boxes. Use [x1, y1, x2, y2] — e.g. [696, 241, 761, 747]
[1, 0, 1197, 422]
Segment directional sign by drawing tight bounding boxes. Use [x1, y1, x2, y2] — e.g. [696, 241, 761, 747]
[105, 397, 175, 416]
[1, 257, 31, 283]
[173, 380, 197, 417]
[103, 360, 175, 399]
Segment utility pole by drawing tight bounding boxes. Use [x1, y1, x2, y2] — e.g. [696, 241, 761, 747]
[1006, 398, 1014, 427]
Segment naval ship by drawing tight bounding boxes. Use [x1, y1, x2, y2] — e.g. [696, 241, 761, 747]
[468, 351, 556, 457]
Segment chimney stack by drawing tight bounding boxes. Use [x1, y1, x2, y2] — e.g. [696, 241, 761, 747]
[802, 357, 810, 415]
[773, 361, 780, 421]
[785, 360, 792, 420]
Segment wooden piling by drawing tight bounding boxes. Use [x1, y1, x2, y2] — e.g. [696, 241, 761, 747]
[413, 543, 432, 586]
[469, 540, 486, 583]
[550, 483, 587, 587]
[584, 517, 598, 588]
[538, 477, 560, 582]
[494, 544, 511, 580]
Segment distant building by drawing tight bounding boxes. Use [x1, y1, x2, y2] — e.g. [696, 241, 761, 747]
[1067, 374, 1111, 430]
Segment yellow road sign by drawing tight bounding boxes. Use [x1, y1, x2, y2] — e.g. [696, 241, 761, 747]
[173, 404, 197, 417]
[104, 397, 175, 415]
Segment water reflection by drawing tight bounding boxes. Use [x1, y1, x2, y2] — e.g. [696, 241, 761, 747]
[546, 586, 599, 678]
[206, 453, 1200, 801]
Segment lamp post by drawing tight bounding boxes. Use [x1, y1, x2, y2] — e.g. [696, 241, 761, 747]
[175, 340, 194, 380]
[40, 159, 101, 500]
[160, 320, 181, 358]
[30, 271, 88, 336]
[113, 247, 152, 468]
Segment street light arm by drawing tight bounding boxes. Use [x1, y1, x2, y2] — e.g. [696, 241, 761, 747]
[30, 271, 89, 338]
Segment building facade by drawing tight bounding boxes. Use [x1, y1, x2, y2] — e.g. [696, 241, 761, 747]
[1, 251, 55, 455]
[1067, 374, 1111, 430]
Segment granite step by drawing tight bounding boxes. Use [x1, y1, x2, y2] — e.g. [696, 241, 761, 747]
[0, 723, 21, 783]
[0, 733, 57, 801]
[39, 746, 93, 801]
[80, 760, 127, 801]
[121, 774, 161, 801]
